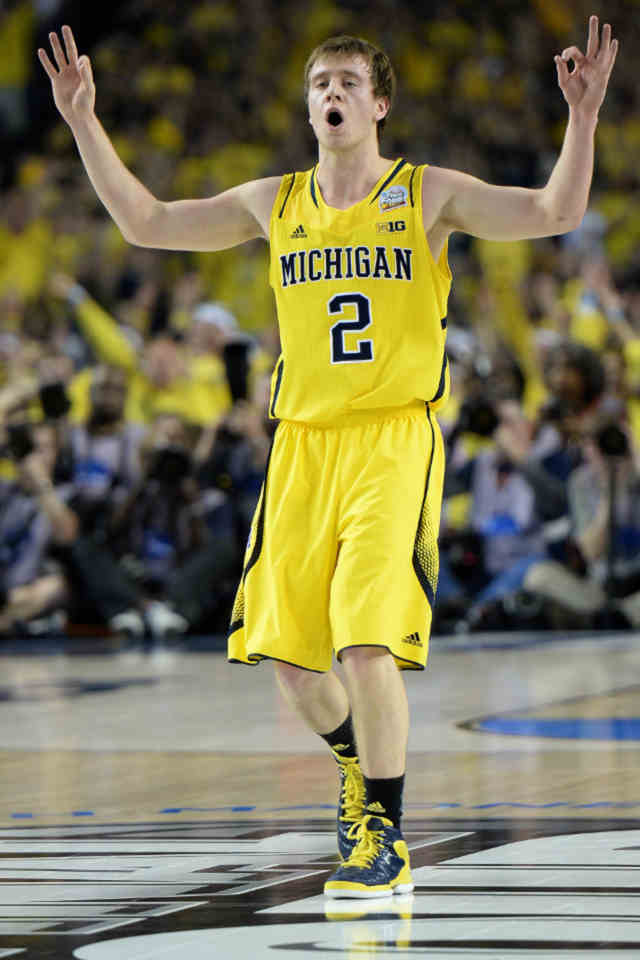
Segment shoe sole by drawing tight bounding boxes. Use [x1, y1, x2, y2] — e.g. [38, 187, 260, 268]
[324, 886, 393, 899]
[392, 881, 414, 894]
[324, 881, 414, 899]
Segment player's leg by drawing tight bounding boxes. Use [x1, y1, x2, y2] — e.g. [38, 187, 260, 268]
[323, 646, 413, 899]
[275, 661, 349, 734]
[227, 420, 366, 856]
[275, 661, 365, 860]
[324, 405, 444, 898]
[341, 645, 408, 812]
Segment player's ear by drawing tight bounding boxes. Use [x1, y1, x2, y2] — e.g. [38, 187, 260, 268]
[375, 96, 390, 121]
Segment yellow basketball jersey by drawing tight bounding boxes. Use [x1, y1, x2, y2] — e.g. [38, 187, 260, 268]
[267, 159, 452, 424]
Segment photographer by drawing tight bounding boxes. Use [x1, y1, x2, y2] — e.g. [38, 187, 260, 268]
[441, 390, 549, 631]
[438, 343, 604, 631]
[196, 374, 274, 552]
[66, 364, 145, 536]
[523, 420, 640, 627]
[0, 420, 76, 635]
[66, 413, 238, 644]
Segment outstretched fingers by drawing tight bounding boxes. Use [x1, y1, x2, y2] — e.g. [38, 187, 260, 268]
[62, 25, 79, 66]
[37, 46, 57, 78]
[48, 31, 68, 71]
[599, 25, 618, 73]
[585, 14, 599, 59]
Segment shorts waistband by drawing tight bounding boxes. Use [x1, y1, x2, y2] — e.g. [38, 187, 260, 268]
[279, 400, 429, 429]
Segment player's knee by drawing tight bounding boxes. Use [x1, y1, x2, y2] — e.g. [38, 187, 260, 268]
[340, 645, 394, 674]
[274, 659, 322, 696]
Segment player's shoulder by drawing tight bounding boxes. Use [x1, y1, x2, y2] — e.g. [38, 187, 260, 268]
[421, 163, 480, 195]
[420, 163, 474, 212]
[265, 168, 318, 221]
[239, 172, 316, 222]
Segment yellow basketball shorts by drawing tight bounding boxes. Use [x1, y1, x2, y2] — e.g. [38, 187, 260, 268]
[227, 400, 445, 672]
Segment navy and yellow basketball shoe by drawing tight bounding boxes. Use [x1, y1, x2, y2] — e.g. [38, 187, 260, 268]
[324, 814, 414, 899]
[332, 748, 366, 861]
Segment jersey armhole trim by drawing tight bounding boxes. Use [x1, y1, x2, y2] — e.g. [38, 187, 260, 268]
[369, 158, 407, 205]
[409, 166, 417, 207]
[278, 173, 296, 218]
[310, 166, 319, 208]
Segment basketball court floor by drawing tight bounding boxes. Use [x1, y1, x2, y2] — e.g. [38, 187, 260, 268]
[1, 627, 639, 958]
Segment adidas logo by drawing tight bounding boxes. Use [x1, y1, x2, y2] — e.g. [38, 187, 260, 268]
[366, 801, 387, 815]
[402, 631, 422, 647]
[290, 224, 307, 238]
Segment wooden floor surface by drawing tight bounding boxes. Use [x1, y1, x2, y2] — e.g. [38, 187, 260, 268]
[1, 630, 639, 824]
[2, 630, 640, 959]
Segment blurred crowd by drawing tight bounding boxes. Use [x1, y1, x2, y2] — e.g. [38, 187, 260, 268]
[2, 0, 640, 644]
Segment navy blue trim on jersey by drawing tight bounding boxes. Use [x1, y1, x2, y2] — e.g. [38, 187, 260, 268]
[412, 405, 437, 610]
[369, 159, 407, 205]
[409, 165, 417, 207]
[430, 353, 448, 403]
[278, 173, 296, 218]
[270, 358, 284, 418]
[310, 167, 319, 208]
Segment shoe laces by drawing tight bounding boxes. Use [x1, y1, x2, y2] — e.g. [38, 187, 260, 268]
[337, 755, 365, 823]
[343, 817, 385, 869]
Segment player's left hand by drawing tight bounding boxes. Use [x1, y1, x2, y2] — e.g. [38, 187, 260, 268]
[555, 15, 618, 118]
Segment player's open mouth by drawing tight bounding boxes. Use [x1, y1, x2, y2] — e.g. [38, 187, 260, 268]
[326, 109, 343, 127]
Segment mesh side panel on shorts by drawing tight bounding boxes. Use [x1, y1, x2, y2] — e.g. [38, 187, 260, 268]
[229, 581, 245, 635]
[412, 407, 439, 608]
[413, 495, 439, 609]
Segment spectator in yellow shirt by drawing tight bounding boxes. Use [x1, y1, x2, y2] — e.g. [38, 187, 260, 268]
[50, 273, 234, 427]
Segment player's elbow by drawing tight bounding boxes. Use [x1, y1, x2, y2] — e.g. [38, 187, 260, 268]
[553, 209, 585, 236]
[537, 192, 585, 237]
[120, 199, 166, 247]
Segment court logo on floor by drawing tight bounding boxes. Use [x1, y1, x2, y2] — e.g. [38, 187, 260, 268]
[464, 683, 640, 740]
[1, 819, 640, 958]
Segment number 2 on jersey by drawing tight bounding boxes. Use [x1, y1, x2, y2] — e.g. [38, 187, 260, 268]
[329, 293, 374, 365]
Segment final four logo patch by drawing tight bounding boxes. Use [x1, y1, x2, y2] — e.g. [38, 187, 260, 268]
[379, 184, 408, 212]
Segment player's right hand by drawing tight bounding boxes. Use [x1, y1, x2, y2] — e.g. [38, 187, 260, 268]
[38, 25, 95, 126]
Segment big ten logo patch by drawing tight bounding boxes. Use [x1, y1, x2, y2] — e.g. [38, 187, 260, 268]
[377, 220, 406, 233]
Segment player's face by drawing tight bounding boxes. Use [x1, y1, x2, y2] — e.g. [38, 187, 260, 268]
[307, 54, 388, 150]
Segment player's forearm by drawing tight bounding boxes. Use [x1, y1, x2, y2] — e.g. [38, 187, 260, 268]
[539, 110, 598, 232]
[70, 112, 160, 244]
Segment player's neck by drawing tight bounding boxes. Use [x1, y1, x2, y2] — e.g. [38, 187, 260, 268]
[316, 145, 394, 210]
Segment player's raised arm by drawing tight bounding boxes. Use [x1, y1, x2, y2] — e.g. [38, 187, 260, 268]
[427, 15, 618, 243]
[38, 26, 278, 251]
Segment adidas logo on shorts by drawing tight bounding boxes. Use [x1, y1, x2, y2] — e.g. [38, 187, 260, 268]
[402, 632, 422, 646]
[290, 224, 307, 239]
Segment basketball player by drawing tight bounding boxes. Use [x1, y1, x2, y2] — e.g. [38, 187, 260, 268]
[39, 17, 617, 897]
